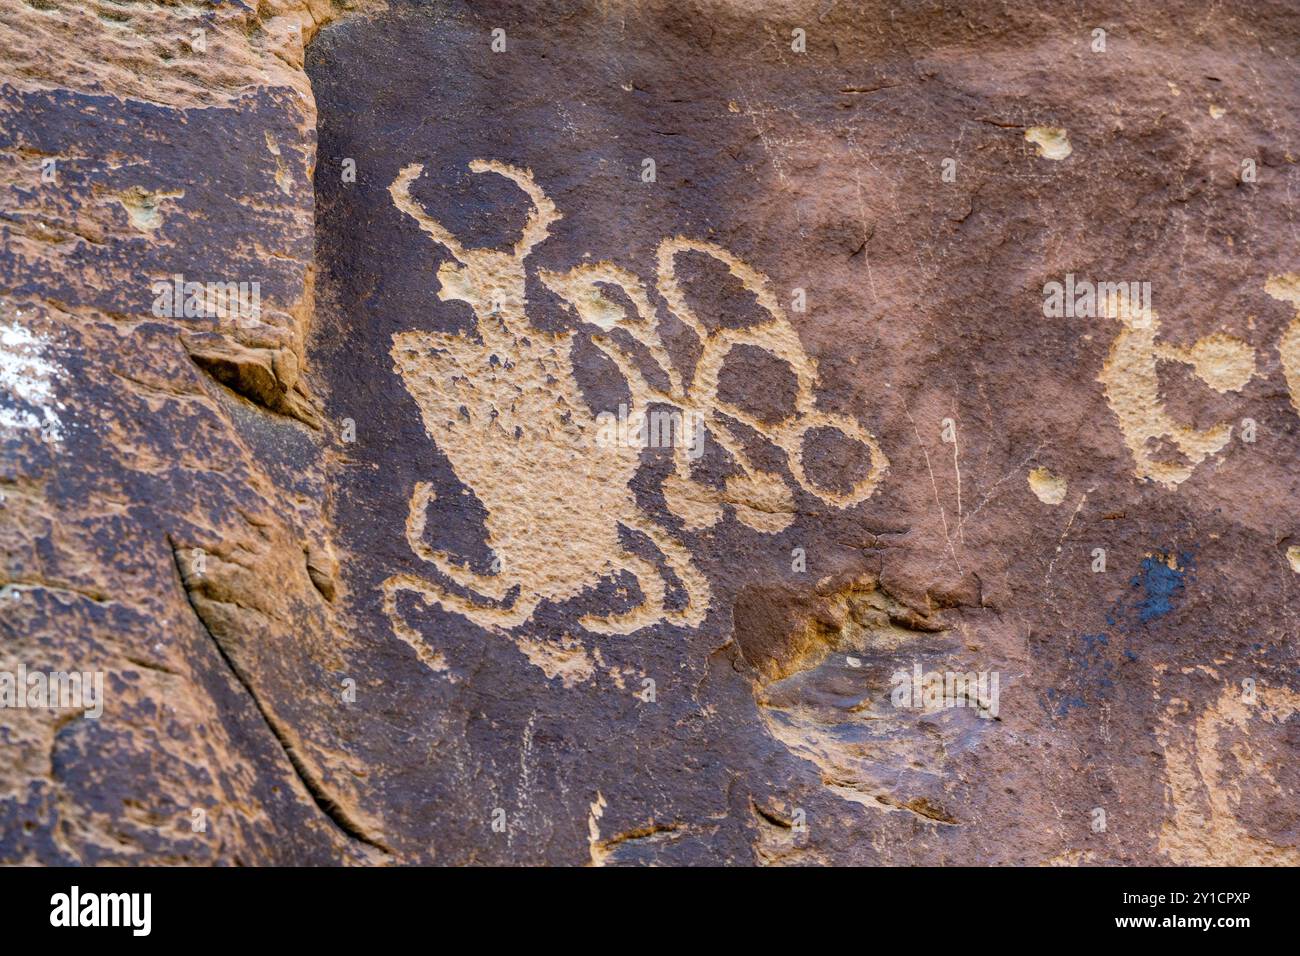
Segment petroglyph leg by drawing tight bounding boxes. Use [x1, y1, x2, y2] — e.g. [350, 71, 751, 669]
[573, 515, 705, 634]
[382, 572, 539, 650]
[405, 482, 516, 603]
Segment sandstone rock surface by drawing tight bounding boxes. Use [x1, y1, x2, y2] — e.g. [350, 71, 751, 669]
[1, 0, 1298, 865]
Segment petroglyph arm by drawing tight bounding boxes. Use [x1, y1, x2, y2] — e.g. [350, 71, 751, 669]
[468, 159, 560, 260]
[539, 262, 683, 399]
[389, 163, 468, 262]
[390, 160, 561, 266]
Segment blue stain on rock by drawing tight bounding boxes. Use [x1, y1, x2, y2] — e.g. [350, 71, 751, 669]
[1043, 551, 1192, 718]
[1080, 633, 1109, 653]
[1107, 549, 1195, 631]
[1045, 687, 1087, 716]
[1133, 553, 1189, 622]
[1042, 633, 1116, 716]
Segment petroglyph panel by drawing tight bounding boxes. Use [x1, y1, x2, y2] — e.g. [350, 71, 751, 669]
[382, 158, 887, 650]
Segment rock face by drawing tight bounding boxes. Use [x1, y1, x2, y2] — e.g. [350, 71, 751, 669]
[1, 0, 1297, 865]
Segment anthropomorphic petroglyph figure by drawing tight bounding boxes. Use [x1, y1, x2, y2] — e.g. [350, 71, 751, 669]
[1156, 683, 1300, 865]
[382, 159, 887, 657]
[1098, 290, 1254, 489]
